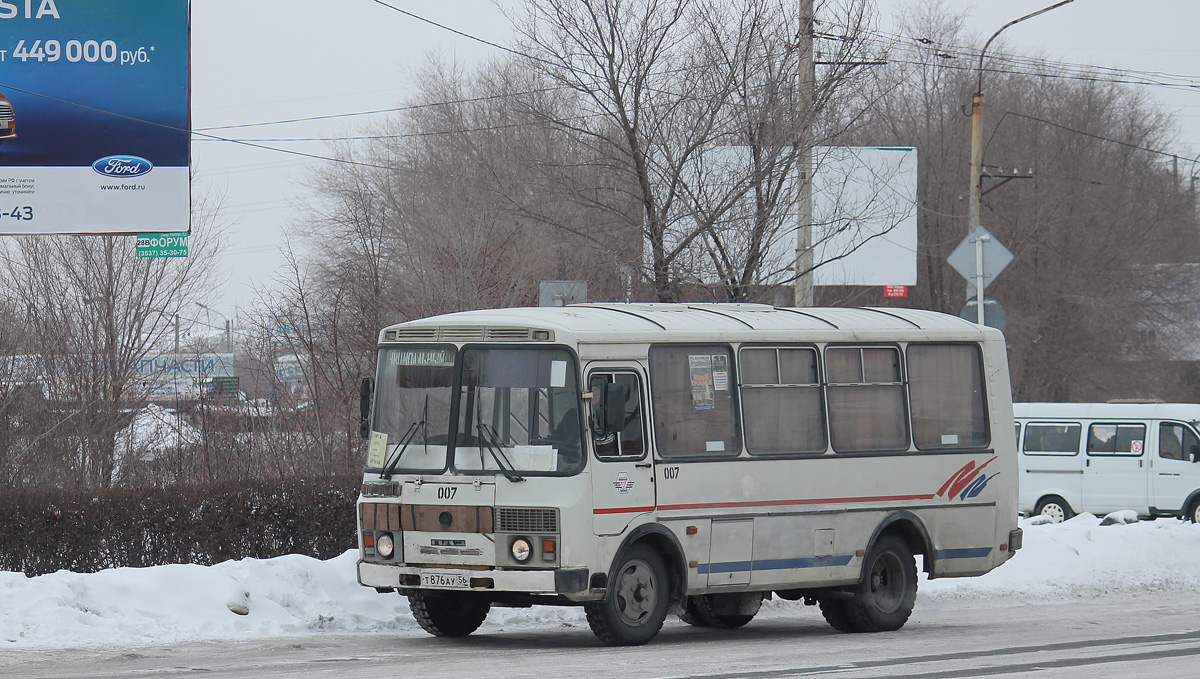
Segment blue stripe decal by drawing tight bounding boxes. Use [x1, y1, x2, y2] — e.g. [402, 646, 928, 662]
[935, 547, 993, 560]
[697, 555, 854, 575]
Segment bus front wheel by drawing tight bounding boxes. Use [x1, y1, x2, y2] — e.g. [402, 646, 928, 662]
[408, 590, 491, 637]
[585, 544, 670, 645]
[844, 535, 917, 632]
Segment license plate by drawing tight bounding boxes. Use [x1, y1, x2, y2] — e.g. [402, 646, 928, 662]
[420, 572, 470, 589]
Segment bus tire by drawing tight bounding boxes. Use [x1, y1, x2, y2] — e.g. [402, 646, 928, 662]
[678, 596, 714, 627]
[818, 598, 858, 633]
[679, 592, 762, 629]
[408, 590, 491, 637]
[1034, 495, 1074, 523]
[845, 535, 917, 633]
[585, 544, 670, 645]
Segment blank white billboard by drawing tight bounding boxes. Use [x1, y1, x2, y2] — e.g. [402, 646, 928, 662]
[806, 146, 918, 286]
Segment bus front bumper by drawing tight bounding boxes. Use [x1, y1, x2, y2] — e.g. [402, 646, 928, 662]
[358, 560, 590, 595]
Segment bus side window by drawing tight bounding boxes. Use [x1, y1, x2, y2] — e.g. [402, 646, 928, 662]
[589, 373, 645, 459]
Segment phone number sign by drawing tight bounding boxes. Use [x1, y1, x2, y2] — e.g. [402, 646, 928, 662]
[0, 0, 190, 234]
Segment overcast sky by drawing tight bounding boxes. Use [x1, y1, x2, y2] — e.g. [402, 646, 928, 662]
[189, 0, 1200, 322]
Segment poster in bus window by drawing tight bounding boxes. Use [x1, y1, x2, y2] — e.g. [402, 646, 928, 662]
[712, 354, 728, 391]
[688, 354, 715, 411]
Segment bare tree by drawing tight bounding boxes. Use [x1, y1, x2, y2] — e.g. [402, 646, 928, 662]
[0, 193, 225, 487]
[510, 0, 880, 302]
[842, 0, 1200, 401]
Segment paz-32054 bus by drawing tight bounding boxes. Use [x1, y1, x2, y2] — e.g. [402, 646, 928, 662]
[356, 304, 1021, 645]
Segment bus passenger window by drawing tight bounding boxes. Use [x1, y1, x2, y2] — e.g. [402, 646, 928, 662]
[825, 346, 907, 453]
[739, 347, 826, 455]
[908, 344, 988, 450]
[589, 373, 645, 459]
[649, 345, 738, 458]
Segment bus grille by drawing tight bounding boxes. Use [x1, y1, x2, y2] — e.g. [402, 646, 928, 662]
[0, 104, 13, 121]
[494, 507, 558, 533]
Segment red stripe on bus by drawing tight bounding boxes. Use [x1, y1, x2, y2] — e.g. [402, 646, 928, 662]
[593, 506, 657, 515]
[656, 494, 936, 512]
[592, 494, 935, 515]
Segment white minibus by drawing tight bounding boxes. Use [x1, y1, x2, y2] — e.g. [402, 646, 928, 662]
[1015, 402, 1200, 523]
[357, 304, 1022, 645]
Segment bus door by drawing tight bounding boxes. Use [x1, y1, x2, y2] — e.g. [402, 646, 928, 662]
[586, 366, 655, 536]
[1152, 422, 1200, 513]
[1083, 422, 1149, 513]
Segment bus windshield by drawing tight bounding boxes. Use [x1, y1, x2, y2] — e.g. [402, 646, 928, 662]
[369, 344, 584, 476]
[453, 347, 584, 476]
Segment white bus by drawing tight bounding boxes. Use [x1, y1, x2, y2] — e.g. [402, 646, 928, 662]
[1015, 402, 1200, 523]
[356, 304, 1021, 645]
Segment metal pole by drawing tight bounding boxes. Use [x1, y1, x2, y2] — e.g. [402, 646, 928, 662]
[794, 0, 815, 307]
[969, 0, 1076, 296]
[968, 93, 984, 234]
[974, 235, 989, 326]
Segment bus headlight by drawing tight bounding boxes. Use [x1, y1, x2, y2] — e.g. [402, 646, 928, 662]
[511, 537, 532, 562]
[377, 533, 395, 559]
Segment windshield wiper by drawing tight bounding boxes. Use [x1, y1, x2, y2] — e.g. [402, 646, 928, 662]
[477, 422, 525, 482]
[380, 419, 423, 480]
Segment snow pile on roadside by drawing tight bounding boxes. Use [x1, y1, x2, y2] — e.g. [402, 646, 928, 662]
[3, 514, 1199, 647]
[920, 514, 1200, 603]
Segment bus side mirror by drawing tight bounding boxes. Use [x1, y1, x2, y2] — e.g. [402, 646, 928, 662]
[359, 377, 374, 440]
[597, 382, 627, 435]
[1190, 445, 1200, 463]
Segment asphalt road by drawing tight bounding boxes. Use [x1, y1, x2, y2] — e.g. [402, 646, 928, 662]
[3, 592, 1198, 678]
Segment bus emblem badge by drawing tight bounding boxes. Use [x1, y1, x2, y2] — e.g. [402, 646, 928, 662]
[613, 472, 635, 494]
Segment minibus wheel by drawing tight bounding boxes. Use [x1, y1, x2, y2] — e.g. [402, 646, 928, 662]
[585, 544, 670, 645]
[1034, 496, 1074, 523]
[1186, 500, 1200, 524]
[844, 535, 917, 632]
[408, 590, 491, 637]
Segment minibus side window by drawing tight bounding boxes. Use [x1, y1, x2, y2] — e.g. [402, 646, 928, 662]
[1023, 423, 1081, 455]
[1159, 423, 1200, 462]
[1087, 423, 1146, 456]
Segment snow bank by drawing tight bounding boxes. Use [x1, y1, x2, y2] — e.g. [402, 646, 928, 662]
[2, 514, 1198, 648]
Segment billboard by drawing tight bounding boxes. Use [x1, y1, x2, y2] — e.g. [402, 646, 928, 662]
[810, 146, 918, 286]
[0, 0, 190, 234]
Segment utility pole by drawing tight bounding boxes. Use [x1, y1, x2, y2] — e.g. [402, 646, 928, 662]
[794, 0, 815, 307]
[969, 1, 1076, 240]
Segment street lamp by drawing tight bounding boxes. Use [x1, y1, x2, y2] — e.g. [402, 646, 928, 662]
[968, 0, 1076, 235]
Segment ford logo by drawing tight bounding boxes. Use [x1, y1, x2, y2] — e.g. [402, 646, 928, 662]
[92, 155, 153, 177]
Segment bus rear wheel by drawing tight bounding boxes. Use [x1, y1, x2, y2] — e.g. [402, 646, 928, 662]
[408, 590, 491, 637]
[585, 544, 670, 645]
[1034, 496, 1074, 523]
[818, 597, 858, 633]
[678, 592, 763, 629]
[843, 535, 917, 633]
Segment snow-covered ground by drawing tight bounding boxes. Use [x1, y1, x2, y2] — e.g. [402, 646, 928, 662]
[3, 513, 1198, 648]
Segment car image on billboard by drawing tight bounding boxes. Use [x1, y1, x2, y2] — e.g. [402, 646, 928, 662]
[0, 91, 15, 144]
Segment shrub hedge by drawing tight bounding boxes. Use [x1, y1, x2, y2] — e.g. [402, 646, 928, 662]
[0, 475, 360, 576]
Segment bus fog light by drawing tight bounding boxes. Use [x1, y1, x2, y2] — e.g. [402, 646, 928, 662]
[511, 537, 532, 562]
[377, 533, 395, 559]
